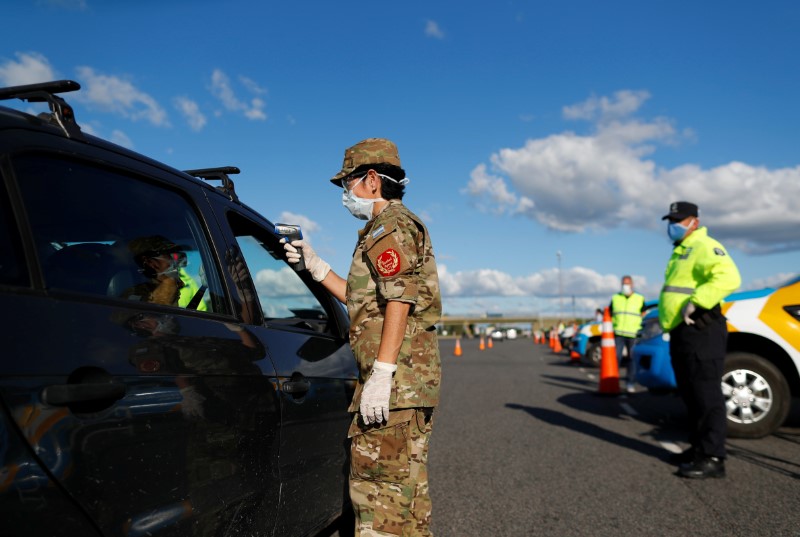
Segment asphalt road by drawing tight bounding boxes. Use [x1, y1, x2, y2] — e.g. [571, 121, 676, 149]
[322, 337, 800, 537]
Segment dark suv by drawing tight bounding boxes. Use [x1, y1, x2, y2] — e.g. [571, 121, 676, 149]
[0, 81, 356, 537]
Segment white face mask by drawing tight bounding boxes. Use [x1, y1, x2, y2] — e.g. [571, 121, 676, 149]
[341, 174, 409, 220]
[622, 283, 633, 296]
[342, 176, 383, 220]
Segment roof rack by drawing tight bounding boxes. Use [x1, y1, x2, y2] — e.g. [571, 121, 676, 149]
[0, 80, 83, 139]
[184, 166, 241, 202]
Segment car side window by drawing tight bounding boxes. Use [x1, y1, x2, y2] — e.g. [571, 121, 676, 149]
[11, 154, 228, 314]
[228, 213, 333, 334]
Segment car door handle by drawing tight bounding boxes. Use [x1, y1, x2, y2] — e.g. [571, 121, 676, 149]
[282, 378, 311, 395]
[42, 382, 126, 406]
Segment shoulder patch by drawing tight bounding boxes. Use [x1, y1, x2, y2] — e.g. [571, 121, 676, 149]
[365, 229, 411, 278]
[714, 247, 726, 256]
[376, 248, 402, 276]
[371, 224, 385, 239]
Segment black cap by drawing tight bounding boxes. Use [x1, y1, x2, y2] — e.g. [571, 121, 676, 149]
[662, 201, 698, 221]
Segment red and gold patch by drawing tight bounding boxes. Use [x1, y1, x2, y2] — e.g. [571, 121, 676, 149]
[376, 248, 401, 276]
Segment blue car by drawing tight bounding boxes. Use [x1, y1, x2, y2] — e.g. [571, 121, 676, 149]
[631, 308, 676, 390]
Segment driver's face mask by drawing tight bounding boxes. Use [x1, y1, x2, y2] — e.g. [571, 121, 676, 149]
[142, 251, 187, 277]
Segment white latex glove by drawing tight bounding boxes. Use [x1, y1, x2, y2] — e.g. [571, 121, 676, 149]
[682, 301, 696, 326]
[282, 239, 331, 282]
[360, 361, 397, 425]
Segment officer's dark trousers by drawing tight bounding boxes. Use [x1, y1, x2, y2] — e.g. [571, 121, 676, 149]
[669, 315, 728, 458]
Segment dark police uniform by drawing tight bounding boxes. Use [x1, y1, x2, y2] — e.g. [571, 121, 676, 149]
[659, 202, 740, 473]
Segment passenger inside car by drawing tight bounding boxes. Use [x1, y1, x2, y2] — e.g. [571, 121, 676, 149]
[123, 235, 203, 308]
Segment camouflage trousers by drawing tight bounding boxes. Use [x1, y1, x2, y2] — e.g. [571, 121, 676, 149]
[349, 408, 435, 536]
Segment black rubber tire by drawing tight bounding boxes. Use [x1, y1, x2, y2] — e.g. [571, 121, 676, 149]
[723, 352, 791, 439]
[584, 342, 602, 367]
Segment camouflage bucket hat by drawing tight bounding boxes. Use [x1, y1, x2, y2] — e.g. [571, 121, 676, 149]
[330, 138, 402, 186]
[128, 235, 189, 258]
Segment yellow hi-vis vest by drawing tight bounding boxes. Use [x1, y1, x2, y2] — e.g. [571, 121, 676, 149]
[178, 268, 208, 311]
[658, 226, 741, 332]
[611, 292, 644, 338]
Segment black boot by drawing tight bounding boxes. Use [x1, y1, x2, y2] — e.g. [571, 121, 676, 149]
[678, 456, 725, 479]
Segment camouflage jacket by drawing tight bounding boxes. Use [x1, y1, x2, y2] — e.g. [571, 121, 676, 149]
[346, 199, 442, 412]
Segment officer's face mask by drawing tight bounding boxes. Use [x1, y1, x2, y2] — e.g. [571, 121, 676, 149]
[341, 174, 410, 221]
[621, 284, 633, 296]
[668, 218, 695, 242]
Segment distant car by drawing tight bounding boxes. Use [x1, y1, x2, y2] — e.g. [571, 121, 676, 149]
[490, 329, 505, 341]
[633, 276, 800, 438]
[506, 328, 518, 340]
[569, 321, 603, 366]
[558, 324, 576, 348]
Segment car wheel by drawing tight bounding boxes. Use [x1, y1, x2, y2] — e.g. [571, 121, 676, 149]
[722, 352, 791, 439]
[584, 342, 602, 367]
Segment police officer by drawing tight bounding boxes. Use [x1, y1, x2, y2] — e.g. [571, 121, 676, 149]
[609, 275, 645, 392]
[658, 201, 741, 479]
[283, 138, 441, 536]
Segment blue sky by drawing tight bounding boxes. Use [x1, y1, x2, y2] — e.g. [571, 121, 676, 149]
[3, 0, 799, 318]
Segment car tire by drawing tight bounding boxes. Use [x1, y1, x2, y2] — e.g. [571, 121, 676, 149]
[584, 342, 602, 367]
[723, 352, 791, 439]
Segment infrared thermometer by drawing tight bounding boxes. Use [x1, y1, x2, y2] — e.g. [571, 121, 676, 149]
[274, 223, 305, 272]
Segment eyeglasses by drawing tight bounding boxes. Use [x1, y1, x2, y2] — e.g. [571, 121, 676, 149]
[342, 175, 365, 192]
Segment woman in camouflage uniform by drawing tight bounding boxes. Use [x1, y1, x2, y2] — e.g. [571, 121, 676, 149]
[284, 138, 441, 536]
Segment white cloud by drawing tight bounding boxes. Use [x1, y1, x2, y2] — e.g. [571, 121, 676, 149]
[239, 75, 267, 95]
[210, 69, 267, 121]
[438, 262, 788, 316]
[0, 52, 57, 86]
[425, 20, 445, 39]
[743, 272, 798, 291]
[110, 129, 133, 149]
[275, 212, 320, 243]
[74, 66, 169, 127]
[438, 264, 525, 297]
[466, 90, 800, 253]
[563, 90, 651, 122]
[464, 164, 533, 215]
[174, 96, 206, 131]
[438, 264, 654, 300]
[254, 266, 309, 297]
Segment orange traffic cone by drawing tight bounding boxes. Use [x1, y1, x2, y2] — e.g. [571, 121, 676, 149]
[488, 336, 494, 349]
[598, 307, 620, 395]
[454, 338, 462, 357]
[479, 336, 485, 350]
[553, 332, 563, 353]
[549, 330, 555, 348]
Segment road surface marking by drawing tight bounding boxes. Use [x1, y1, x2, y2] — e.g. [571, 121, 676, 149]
[619, 402, 638, 416]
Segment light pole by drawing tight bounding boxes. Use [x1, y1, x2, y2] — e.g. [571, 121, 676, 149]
[556, 251, 562, 321]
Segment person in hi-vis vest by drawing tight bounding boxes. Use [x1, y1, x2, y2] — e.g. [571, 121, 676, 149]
[658, 201, 741, 480]
[609, 275, 644, 392]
